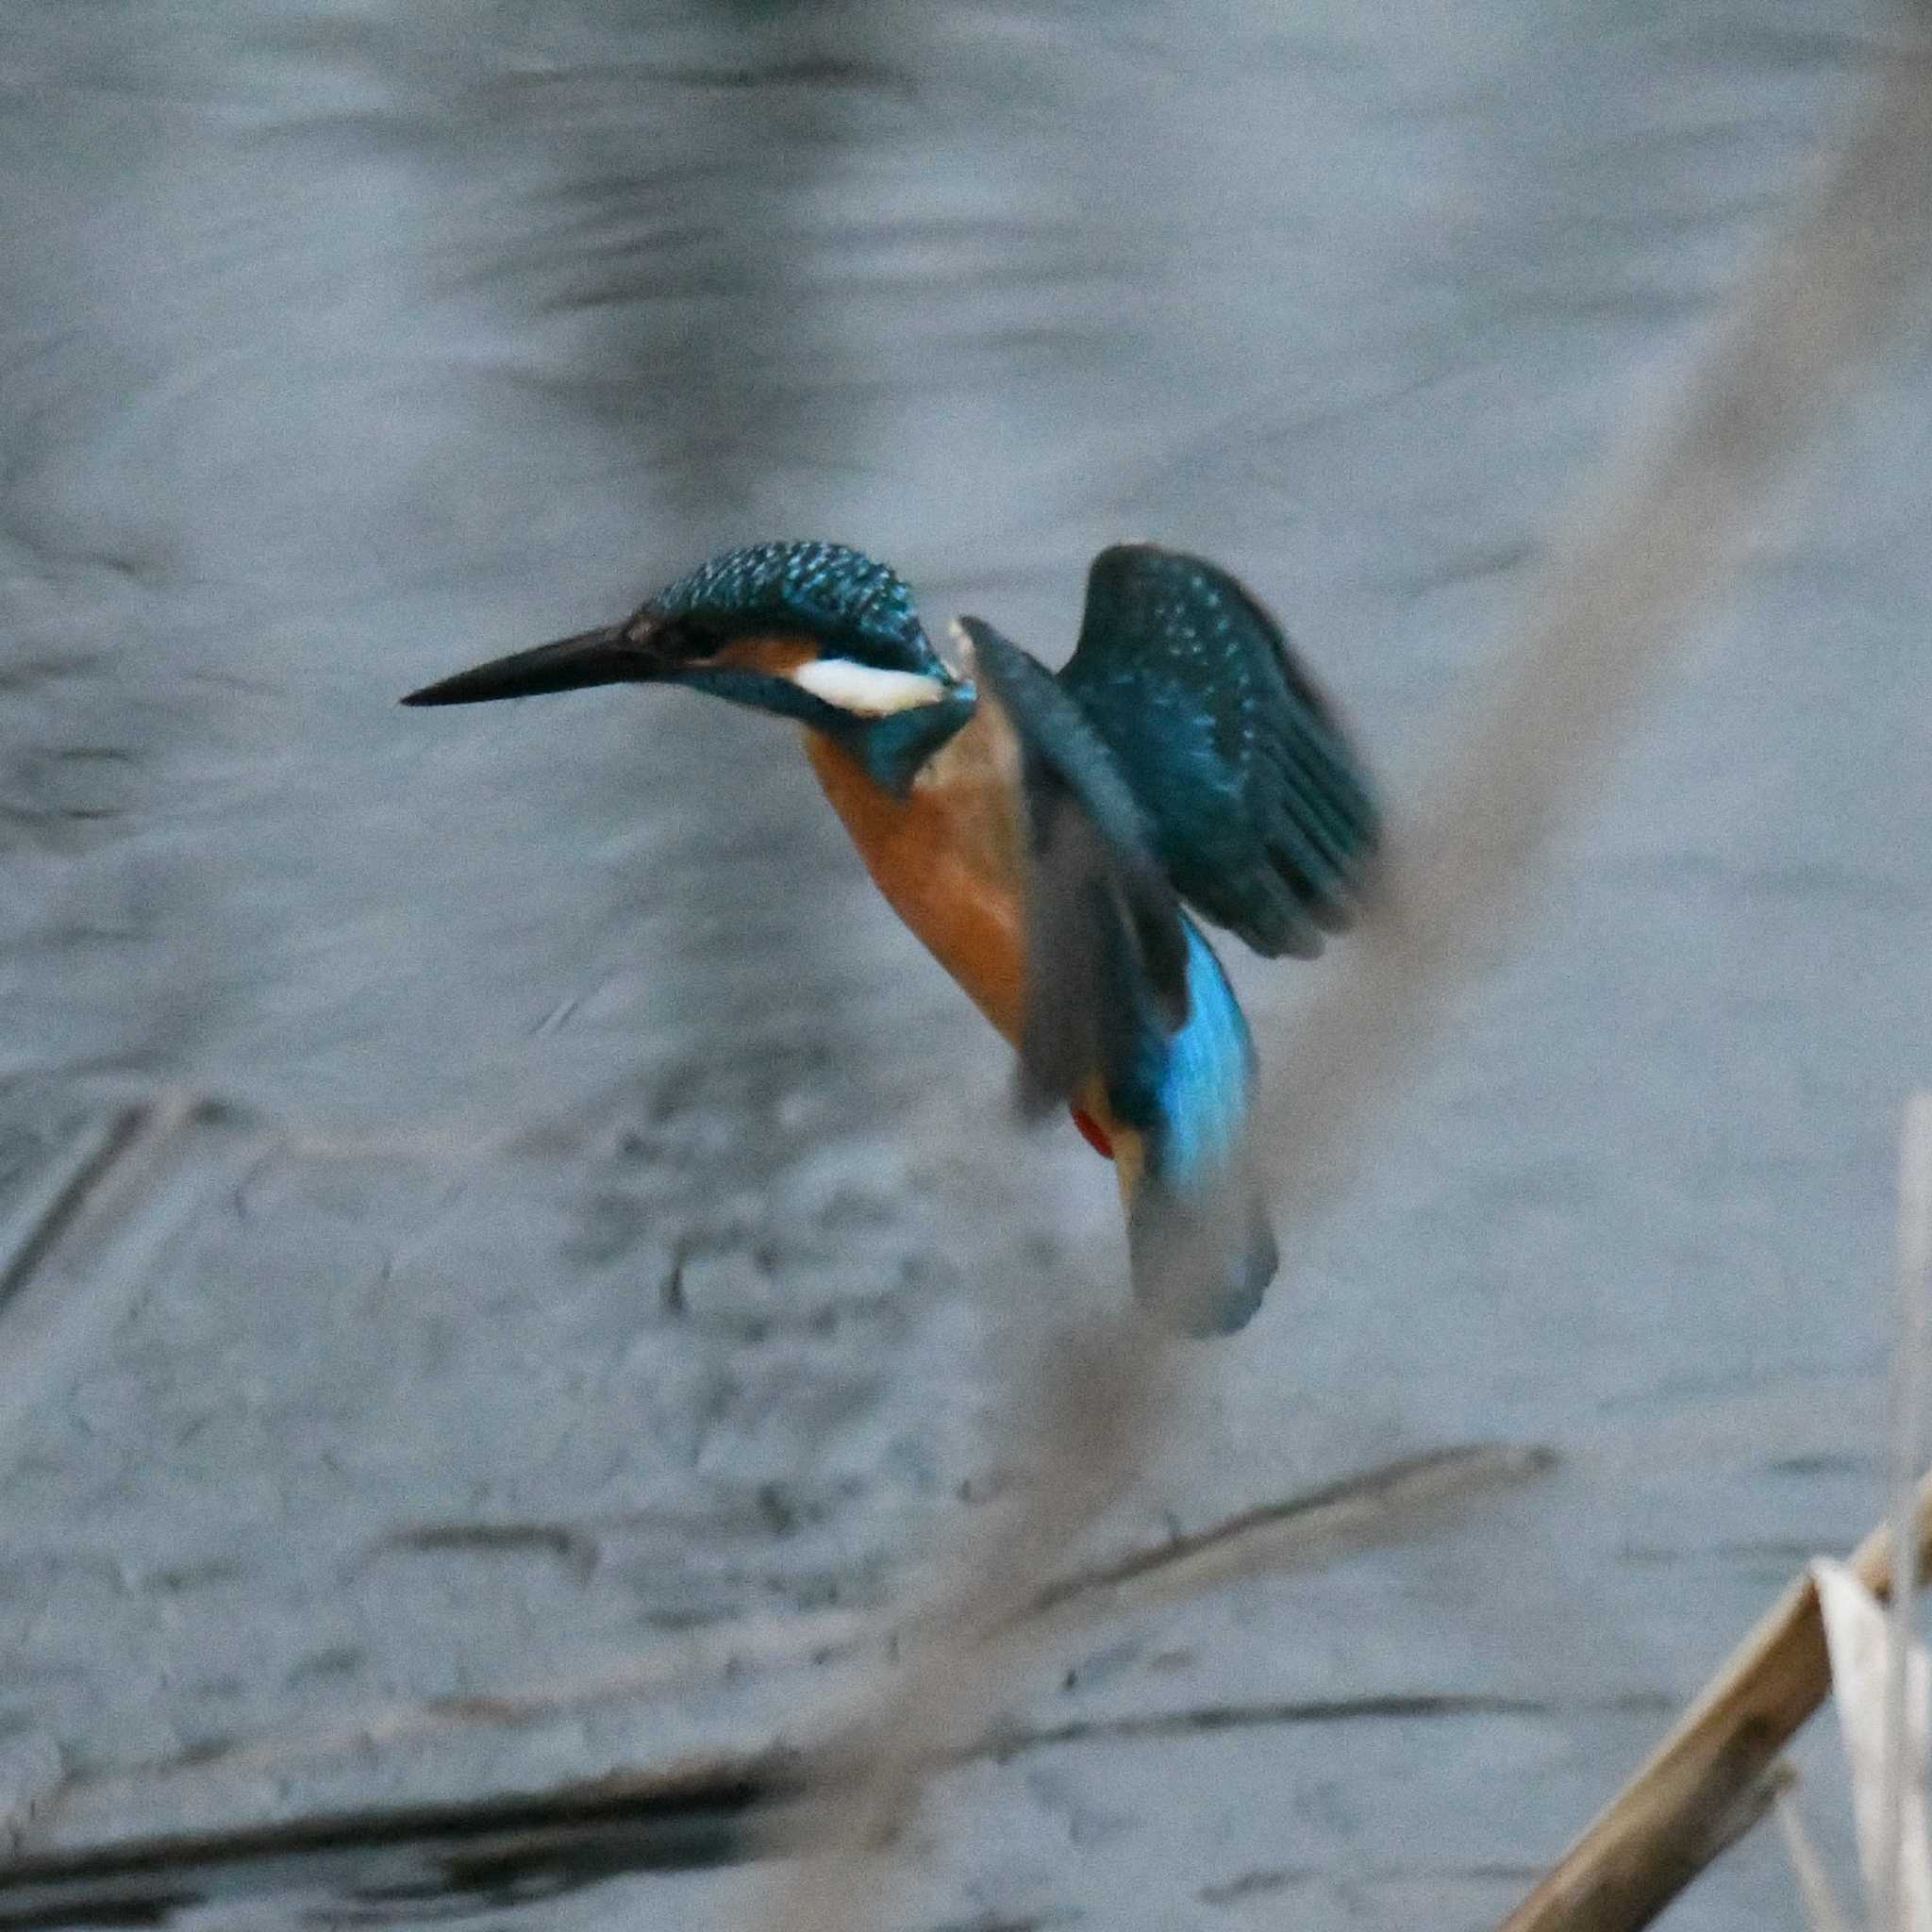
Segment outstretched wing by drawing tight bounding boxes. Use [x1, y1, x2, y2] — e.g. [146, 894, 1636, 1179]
[1057, 544, 1380, 959]
[963, 617, 1275, 1334]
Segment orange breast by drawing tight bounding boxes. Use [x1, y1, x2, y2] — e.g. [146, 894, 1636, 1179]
[804, 708, 1131, 1170]
[804, 708, 1029, 1046]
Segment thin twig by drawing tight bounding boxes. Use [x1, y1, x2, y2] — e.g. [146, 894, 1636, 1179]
[0, 1093, 251, 1455]
[0, 1104, 149, 1318]
[1774, 1786, 1853, 1932]
[1023, 1441, 1555, 1634]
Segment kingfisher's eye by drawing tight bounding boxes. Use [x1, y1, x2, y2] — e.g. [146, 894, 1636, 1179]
[623, 611, 711, 658]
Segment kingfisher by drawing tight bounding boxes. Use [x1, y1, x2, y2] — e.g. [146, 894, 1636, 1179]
[403, 541, 1378, 1334]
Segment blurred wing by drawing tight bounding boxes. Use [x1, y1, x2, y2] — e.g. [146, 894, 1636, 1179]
[966, 614, 1280, 1335]
[1058, 544, 1381, 959]
[956, 617, 1187, 1117]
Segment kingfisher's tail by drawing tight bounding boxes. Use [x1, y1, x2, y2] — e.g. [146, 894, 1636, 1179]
[1124, 1141, 1278, 1336]
[1113, 907, 1278, 1334]
[1111, 924, 1278, 1337]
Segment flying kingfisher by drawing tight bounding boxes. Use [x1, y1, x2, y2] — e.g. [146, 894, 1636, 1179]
[403, 541, 1379, 1334]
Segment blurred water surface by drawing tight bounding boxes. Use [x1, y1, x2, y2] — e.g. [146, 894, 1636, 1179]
[1, 2, 1929, 1926]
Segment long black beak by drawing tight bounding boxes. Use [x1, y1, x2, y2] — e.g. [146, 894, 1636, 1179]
[400, 625, 645, 708]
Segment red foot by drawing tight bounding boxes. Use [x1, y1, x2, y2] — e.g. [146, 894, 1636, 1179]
[1070, 1107, 1114, 1160]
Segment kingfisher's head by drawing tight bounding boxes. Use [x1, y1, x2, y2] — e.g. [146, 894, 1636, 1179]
[402, 541, 974, 792]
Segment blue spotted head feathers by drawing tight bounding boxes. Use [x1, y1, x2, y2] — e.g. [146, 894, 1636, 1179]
[639, 541, 948, 680]
[401, 541, 971, 793]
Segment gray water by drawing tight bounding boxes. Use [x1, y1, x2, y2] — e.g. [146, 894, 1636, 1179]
[1, 3, 1929, 1926]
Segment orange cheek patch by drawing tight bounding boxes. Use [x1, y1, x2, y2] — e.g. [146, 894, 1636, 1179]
[711, 633, 818, 677]
[1071, 1107, 1115, 1160]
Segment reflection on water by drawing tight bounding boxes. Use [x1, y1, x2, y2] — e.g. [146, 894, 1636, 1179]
[0, 1, 1926, 1924]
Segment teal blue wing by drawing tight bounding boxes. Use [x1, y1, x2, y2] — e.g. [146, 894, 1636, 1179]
[1058, 544, 1380, 959]
[962, 617, 1275, 1336]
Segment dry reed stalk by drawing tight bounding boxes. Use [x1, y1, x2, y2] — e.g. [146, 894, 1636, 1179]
[745, 1317, 1171, 1928]
[1255, 32, 1932, 1224]
[1815, 1558, 1932, 1932]
[1503, 1095, 1932, 1932]
[1494, 1478, 1932, 1932]
[747, 24, 1932, 1932]
[1497, 1094, 1932, 1932]
[1884, 1093, 1932, 1928]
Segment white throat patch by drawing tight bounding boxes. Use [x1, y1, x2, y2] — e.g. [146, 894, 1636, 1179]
[791, 658, 948, 717]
